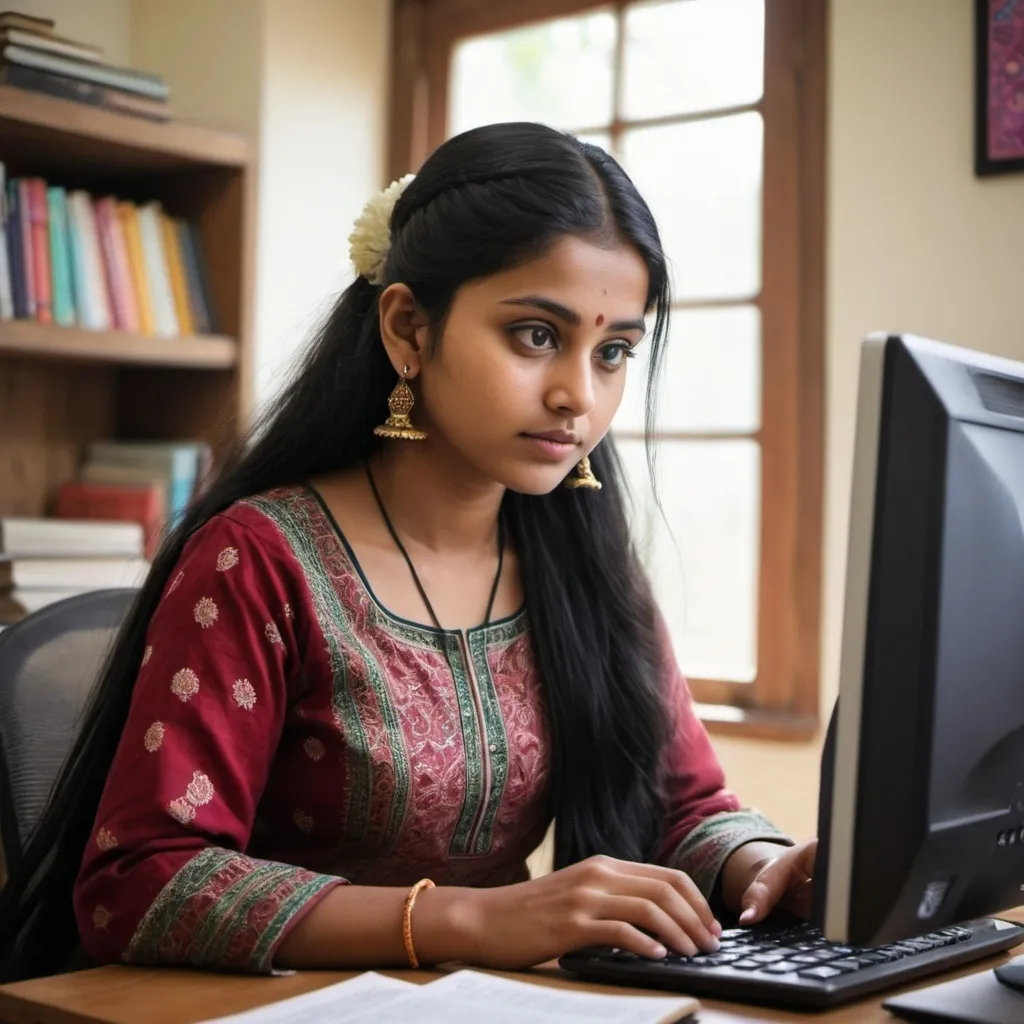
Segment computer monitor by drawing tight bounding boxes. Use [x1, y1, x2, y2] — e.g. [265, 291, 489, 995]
[813, 333, 1024, 949]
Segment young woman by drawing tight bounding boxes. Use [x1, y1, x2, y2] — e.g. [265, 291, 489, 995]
[0, 122, 816, 981]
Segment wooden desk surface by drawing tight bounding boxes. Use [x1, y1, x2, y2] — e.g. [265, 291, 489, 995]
[3, 912, 1024, 1024]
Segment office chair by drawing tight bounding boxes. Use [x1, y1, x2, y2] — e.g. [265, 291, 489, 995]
[0, 589, 137, 877]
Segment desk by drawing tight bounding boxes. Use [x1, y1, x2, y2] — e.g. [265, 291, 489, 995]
[3, 915, 1023, 1024]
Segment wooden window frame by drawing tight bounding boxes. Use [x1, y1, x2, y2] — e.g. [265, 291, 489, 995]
[389, 0, 826, 741]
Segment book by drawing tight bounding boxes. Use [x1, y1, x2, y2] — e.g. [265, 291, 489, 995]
[199, 970, 699, 1024]
[0, 43, 170, 100]
[94, 197, 134, 331]
[118, 202, 155, 334]
[137, 202, 178, 337]
[5, 175, 26, 318]
[0, 517, 144, 557]
[0, 63, 172, 122]
[0, 555, 149, 591]
[0, 28, 103, 64]
[162, 212, 195, 336]
[84, 441, 210, 529]
[25, 177, 51, 322]
[16, 177, 34, 317]
[186, 220, 217, 332]
[55, 480, 165, 559]
[67, 190, 111, 330]
[47, 185, 76, 327]
[0, 162, 11, 319]
[176, 219, 210, 334]
[0, 12, 54, 34]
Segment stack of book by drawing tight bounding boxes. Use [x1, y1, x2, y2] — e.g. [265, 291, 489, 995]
[0, 10, 171, 121]
[73, 439, 213, 544]
[0, 166, 217, 334]
[0, 516, 149, 625]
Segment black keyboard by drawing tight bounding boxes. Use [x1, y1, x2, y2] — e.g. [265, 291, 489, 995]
[558, 917, 1024, 1010]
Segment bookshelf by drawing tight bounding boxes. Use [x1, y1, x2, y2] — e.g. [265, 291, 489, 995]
[0, 85, 255, 519]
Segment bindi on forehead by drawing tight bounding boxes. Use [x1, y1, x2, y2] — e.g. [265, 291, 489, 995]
[595, 313, 605, 327]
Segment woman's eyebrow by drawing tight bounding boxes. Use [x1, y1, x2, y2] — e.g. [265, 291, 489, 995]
[500, 295, 645, 333]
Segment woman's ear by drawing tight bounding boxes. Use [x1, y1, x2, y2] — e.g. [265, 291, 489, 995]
[378, 283, 431, 377]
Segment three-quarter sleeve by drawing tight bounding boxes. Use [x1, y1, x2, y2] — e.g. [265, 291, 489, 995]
[652, 620, 791, 898]
[73, 510, 345, 973]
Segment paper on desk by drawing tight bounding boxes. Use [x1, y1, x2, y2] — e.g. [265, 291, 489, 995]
[343, 970, 698, 1024]
[198, 972, 417, 1023]
[199, 968, 697, 1024]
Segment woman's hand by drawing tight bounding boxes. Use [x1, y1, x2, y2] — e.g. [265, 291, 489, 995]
[720, 839, 817, 926]
[452, 855, 723, 970]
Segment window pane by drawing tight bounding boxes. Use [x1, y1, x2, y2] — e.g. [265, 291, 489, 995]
[618, 438, 760, 682]
[615, 305, 761, 434]
[449, 11, 616, 135]
[623, 113, 763, 300]
[622, 0, 765, 120]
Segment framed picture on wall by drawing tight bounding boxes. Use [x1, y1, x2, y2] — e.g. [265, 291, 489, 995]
[975, 0, 1024, 175]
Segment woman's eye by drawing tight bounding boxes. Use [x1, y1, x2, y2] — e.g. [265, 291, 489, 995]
[511, 325, 556, 350]
[598, 343, 635, 368]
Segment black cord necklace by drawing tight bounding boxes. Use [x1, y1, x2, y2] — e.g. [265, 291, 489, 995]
[364, 461, 504, 631]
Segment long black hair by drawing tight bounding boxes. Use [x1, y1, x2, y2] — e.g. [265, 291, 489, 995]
[0, 122, 673, 980]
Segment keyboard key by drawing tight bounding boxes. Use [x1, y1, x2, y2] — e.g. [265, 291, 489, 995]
[730, 959, 762, 970]
[759, 962, 799, 974]
[829, 958, 865, 972]
[750, 952, 788, 964]
[856, 951, 891, 965]
[791, 953, 828, 965]
[704, 953, 744, 966]
[798, 965, 843, 980]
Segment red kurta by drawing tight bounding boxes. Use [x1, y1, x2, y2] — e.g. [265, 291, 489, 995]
[74, 485, 787, 972]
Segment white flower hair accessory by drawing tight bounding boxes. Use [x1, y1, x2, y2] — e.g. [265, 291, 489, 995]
[348, 173, 416, 286]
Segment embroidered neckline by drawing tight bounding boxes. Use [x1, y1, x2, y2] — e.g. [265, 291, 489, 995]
[299, 483, 529, 642]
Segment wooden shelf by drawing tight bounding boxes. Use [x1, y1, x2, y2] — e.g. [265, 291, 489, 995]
[0, 85, 252, 172]
[0, 320, 238, 368]
[0, 85, 254, 518]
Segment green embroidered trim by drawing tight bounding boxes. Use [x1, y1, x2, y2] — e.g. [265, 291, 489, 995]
[668, 810, 792, 899]
[124, 848, 339, 971]
[467, 628, 510, 855]
[245, 493, 375, 843]
[447, 632, 485, 856]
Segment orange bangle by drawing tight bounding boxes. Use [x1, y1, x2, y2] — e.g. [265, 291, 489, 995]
[402, 878, 435, 968]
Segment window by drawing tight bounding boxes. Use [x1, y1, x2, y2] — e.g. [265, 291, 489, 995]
[390, 0, 825, 738]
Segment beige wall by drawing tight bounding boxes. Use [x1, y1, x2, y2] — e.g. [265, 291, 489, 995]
[712, 0, 1024, 841]
[130, 0, 264, 137]
[253, 0, 391, 401]
[14, 0, 132, 63]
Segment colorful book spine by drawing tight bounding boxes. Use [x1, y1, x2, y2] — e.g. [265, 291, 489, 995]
[137, 202, 178, 337]
[118, 202, 155, 335]
[16, 179, 35, 317]
[94, 197, 138, 331]
[6, 178, 27, 319]
[176, 220, 209, 334]
[161, 212, 194, 337]
[25, 178, 52, 323]
[0, 163, 12, 320]
[67, 191, 111, 331]
[46, 186, 76, 327]
[187, 220, 217, 333]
